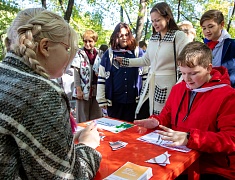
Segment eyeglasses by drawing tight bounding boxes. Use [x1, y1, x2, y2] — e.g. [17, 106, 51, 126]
[59, 42, 71, 54]
[48, 40, 72, 55]
[118, 33, 129, 39]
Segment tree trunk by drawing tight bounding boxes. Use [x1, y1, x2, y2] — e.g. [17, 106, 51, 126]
[143, 18, 149, 41]
[177, 0, 181, 22]
[41, 0, 47, 9]
[135, 0, 147, 43]
[122, 6, 135, 31]
[64, 0, 74, 23]
[120, 6, 124, 22]
[58, 0, 65, 13]
[227, 1, 235, 33]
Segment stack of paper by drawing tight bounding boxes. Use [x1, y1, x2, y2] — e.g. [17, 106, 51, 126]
[104, 162, 153, 180]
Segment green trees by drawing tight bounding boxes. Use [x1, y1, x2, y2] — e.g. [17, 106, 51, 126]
[0, 0, 19, 60]
[0, 0, 234, 61]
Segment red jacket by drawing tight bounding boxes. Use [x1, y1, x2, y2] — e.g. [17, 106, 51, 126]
[151, 67, 235, 178]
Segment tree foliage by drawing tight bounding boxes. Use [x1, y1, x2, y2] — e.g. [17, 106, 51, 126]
[0, 0, 19, 60]
[0, 0, 235, 61]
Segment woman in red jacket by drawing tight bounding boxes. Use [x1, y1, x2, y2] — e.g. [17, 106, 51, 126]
[135, 41, 235, 179]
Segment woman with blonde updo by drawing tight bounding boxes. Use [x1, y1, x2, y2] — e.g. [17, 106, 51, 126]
[0, 8, 101, 179]
[178, 21, 196, 42]
[5, 8, 45, 51]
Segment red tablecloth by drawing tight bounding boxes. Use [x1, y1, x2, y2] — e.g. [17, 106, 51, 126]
[77, 122, 200, 180]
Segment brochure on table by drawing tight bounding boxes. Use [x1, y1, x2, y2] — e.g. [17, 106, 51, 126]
[84, 117, 134, 133]
[104, 161, 152, 180]
[77, 118, 133, 133]
[137, 130, 191, 153]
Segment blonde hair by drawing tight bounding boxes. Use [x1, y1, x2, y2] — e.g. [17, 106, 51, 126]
[9, 9, 78, 78]
[82, 29, 98, 42]
[178, 21, 196, 38]
[6, 8, 45, 51]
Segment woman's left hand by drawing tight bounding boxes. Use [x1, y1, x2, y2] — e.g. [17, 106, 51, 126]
[157, 125, 188, 146]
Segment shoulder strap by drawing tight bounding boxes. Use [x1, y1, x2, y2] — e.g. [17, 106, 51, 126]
[173, 38, 178, 82]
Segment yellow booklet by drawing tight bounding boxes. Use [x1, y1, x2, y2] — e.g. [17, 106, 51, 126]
[104, 162, 153, 180]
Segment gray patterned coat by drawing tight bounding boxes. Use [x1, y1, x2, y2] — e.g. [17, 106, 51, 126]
[0, 52, 101, 180]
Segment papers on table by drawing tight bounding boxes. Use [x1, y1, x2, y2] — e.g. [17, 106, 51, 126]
[146, 151, 171, 166]
[109, 141, 128, 150]
[90, 117, 134, 133]
[137, 130, 191, 153]
[104, 162, 152, 180]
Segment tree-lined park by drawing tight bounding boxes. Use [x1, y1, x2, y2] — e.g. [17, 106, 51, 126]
[0, 0, 234, 60]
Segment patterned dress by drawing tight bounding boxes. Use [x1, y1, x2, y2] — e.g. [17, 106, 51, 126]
[71, 48, 103, 122]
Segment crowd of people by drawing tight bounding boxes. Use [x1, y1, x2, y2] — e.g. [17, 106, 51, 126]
[1, 1, 235, 179]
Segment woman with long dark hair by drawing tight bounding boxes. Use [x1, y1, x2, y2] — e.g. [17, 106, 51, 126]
[96, 22, 143, 122]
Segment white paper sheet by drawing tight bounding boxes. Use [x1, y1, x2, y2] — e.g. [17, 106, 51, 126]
[146, 151, 171, 166]
[137, 130, 191, 153]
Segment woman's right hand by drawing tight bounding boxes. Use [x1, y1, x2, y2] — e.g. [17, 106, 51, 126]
[114, 56, 123, 64]
[78, 121, 100, 149]
[134, 118, 159, 129]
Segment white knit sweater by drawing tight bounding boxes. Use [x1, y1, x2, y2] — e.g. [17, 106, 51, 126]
[128, 30, 189, 115]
